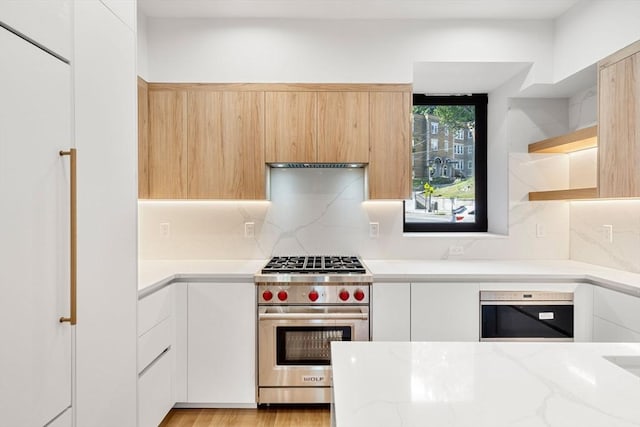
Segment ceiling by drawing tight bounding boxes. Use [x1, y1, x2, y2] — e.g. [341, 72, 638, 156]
[138, 0, 582, 20]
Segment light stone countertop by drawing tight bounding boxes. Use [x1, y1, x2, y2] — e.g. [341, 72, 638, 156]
[331, 341, 640, 427]
[138, 259, 640, 299]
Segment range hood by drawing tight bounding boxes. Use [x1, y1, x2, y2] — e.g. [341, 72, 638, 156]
[268, 162, 366, 169]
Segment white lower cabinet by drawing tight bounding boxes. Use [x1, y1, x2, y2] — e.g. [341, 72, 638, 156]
[593, 287, 640, 342]
[138, 286, 176, 426]
[411, 283, 480, 341]
[371, 283, 410, 341]
[187, 283, 256, 405]
[139, 348, 174, 427]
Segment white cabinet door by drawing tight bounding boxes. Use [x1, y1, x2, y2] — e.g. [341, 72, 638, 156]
[372, 283, 410, 341]
[0, 27, 72, 427]
[593, 287, 640, 342]
[593, 317, 640, 342]
[47, 407, 73, 427]
[73, 1, 138, 426]
[188, 283, 256, 404]
[0, 0, 71, 60]
[411, 283, 480, 342]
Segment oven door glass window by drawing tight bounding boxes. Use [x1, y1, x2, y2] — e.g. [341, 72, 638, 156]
[276, 326, 352, 365]
[481, 304, 574, 339]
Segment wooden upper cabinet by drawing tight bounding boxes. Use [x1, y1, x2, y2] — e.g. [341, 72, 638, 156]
[369, 92, 412, 199]
[188, 91, 265, 199]
[137, 77, 149, 199]
[598, 43, 640, 198]
[265, 91, 317, 163]
[317, 92, 370, 163]
[148, 89, 187, 198]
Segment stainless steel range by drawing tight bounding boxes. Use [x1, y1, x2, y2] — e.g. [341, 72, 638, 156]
[255, 256, 372, 405]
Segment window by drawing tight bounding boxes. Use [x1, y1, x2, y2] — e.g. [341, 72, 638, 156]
[431, 122, 439, 134]
[444, 126, 449, 136]
[405, 94, 488, 232]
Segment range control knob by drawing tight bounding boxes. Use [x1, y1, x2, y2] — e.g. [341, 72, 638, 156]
[277, 290, 288, 301]
[339, 289, 350, 301]
[308, 290, 319, 302]
[354, 289, 365, 301]
[262, 290, 273, 301]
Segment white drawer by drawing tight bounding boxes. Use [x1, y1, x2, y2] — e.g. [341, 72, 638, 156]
[139, 348, 174, 427]
[139, 286, 172, 337]
[138, 316, 172, 373]
[594, 287, 640, 334]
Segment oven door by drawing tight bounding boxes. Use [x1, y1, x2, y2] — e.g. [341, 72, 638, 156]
[258, 305, 369, 388]
[480, 301, 574, 341]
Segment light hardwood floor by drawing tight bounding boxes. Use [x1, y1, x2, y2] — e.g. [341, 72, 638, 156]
[159, 407, 331, 427]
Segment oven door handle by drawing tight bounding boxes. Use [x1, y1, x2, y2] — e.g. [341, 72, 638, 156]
[258, 312, 369, 321]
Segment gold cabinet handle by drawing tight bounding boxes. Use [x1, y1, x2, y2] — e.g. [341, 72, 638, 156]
[59, 149, 77, 325]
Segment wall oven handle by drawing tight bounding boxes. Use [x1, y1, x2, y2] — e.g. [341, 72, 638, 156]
[258, 312, 368, 321]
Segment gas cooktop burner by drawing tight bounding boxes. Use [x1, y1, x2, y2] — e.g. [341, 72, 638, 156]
[261, 255, 366, 274]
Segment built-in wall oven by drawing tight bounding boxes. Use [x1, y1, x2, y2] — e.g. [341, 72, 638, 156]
[255, 256, 371, 404]
[480, 291, 574, 341]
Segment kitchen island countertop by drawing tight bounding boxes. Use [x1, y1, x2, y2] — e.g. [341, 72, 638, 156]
[331, 341, 640, 427]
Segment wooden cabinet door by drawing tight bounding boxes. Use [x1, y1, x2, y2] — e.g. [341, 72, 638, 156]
[148, 89, 188, 198]
[318, 92, 370, 163]
[188, 91, 265, 199]
[599, 49, 640, 198]
[369, 91, 411, 199]
[265, 91, 317, 163]
[138, 78, 150, 198]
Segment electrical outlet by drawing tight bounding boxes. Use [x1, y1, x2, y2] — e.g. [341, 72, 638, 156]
[160, 222, 170, 238]
[536, 223, 546, 238]
[449, 246, 464, 256]
[369, 222, 379, 238]
[602, 224, 613, 243]
[244, 222, 255, 238]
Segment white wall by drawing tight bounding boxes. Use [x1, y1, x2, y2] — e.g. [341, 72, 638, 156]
[137, 11, 149, 79]
[145, 18, 553, 83]
[554, 0, 640, 83]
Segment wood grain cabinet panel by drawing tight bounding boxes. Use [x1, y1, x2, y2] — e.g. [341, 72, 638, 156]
[598, 47, 640, 198]
[265, 91, 317, 163]
[369, 91, 411, 199]
[138, 77, 149, 198]
[188, 91, 265, 199]
[317, 92, 370, 163]
[148, 89, 188, 198]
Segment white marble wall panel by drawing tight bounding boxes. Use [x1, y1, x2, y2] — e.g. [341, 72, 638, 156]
[570, 201, 640, 273]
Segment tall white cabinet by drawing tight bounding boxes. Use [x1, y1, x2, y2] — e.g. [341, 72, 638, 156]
[73, 1, 138, 426]
[0, 23, 73, 427]
[0, 1, 138, 426]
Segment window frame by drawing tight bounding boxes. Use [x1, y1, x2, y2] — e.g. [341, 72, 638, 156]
[404, 93, 488, 233]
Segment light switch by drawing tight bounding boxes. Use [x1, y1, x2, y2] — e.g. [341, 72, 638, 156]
[245, 222, 255, 238]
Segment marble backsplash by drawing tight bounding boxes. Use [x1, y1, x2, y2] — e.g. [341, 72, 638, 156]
[570, 201, 640, 273]
[139, 162, 570, 261]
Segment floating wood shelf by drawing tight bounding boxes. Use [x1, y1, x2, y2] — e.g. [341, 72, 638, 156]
[528, 125, 597, 154]
[528, 187, 598, 201]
